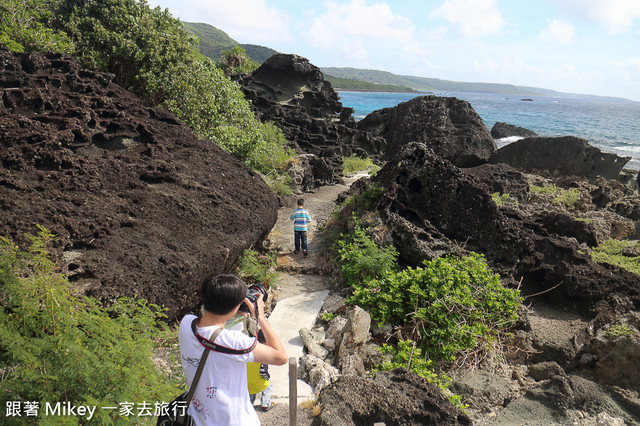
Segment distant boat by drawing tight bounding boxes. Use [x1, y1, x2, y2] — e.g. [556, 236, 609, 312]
[521, 98, 534, 102]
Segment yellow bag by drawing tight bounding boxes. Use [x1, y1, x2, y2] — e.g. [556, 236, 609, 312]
[247, 362, 269, 394]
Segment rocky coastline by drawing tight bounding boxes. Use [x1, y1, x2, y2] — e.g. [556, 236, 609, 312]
[2, 47, 639, 424]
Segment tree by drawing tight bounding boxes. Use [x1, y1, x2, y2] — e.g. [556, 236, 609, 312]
[219, 45, 258, 76]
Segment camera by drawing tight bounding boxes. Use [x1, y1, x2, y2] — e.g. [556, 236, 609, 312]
[239, 283, 267, 313]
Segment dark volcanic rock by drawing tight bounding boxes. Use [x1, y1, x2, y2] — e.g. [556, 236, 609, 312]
[372, 142, 640, 316]
[491, 121, 538, 139]
[236, 54, 383, 185]
[466, 163, 530, 202]
[313, 368, 471, 426]
[490, 136, 630, 180]
[0, 46, 278, 318]
[357, 95, 497, 167]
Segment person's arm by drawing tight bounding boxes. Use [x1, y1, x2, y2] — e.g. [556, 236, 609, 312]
[245, 298, 287, 365]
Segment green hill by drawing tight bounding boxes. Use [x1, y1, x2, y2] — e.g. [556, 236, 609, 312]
[324, 74, 415, 92]
[320, 67, 539, 96]
[182, 22, 277, 63]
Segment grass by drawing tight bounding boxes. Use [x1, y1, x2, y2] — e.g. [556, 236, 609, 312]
[590, 239, 640, 275]
[342, 155, 380, 175]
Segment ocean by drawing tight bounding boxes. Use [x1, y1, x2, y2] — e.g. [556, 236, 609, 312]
[338, 91, 640, 171]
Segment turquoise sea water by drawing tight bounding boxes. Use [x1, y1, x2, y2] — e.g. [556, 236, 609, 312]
[338, 91, 640, 171]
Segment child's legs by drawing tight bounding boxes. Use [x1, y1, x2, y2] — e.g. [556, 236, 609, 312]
[260, 383, 273, 407]
[294, 231, 301, 251]
[300, 231, 308, 251]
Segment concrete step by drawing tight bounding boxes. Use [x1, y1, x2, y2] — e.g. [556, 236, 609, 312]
[265, 290, 330, 399]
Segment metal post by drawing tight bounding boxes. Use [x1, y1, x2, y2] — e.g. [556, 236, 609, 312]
[289, 357, 297, 426]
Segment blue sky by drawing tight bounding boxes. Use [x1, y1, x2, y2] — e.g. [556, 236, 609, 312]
[145, 0, 640, 101]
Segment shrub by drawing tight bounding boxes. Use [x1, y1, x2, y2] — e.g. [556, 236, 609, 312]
[373, 340, 466, 409]
[336, 216, 398, 287]
[0, 227, 181, 424]
[342, 155, 380, 175]
[590, 239, 640, 275]
[348, 253, 521, 363]
[235, 249, 279, 288]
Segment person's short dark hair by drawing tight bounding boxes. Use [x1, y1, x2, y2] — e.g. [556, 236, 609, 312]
[297, 198, 305, 206]
[200, 274, 248, 315]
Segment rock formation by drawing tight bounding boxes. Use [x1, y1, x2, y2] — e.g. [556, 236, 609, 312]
[371, 142, 640, 317]
[357, 95, 497, 167]
[236, 54, 384, 185]
[491, 121, 538, 139]
[0, 46, 278, 318]
[490, 136, 630, 180]
[313, 369, 472, 426]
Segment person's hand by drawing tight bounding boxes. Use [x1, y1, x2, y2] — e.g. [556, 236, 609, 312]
[255, 296, 265, 318]
[244, 298, 256, 317]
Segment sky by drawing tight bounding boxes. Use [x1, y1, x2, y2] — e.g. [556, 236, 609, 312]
[145, 0, 640, 101]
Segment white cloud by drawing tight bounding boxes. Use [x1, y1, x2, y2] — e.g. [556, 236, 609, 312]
[540, 18, 575, 44]
[309, 0, 415, 47]
[430, 0, 504, 37]
[556, 0, 640, 33]
[152, 0, 292, 44]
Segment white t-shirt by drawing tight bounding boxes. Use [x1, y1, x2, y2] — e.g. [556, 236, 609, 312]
[178, 314, 260, 425]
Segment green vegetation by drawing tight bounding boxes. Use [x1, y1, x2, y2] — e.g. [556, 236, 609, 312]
[320, 312, 335, 322]
[574, 217, 592, 224]
[324, 74, 415, 92]
[342, 155, 380, 175]
[0, 0, 74, 53]
[0, 227, 181, 423]
[491, 192, 516, 207]
[373, 340, 466, 409]
[590, 239, 640, 275]
[320, 67, 541, 96]
[219, 45, 259, 75]
[530, 184, 560, 195]
[348, 252, 521, 362]
[0, 0, 294, 194]
[336, 217, 398, 287]
[530, 184, 581, 207]
[604, 324, 635, 339]
[182, 21, 277, 63]
[235, 249, 279, 288]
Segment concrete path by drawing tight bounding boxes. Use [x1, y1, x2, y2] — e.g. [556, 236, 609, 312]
[258, 173, 368, 407]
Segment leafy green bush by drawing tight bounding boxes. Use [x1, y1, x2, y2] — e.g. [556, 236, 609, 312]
[348, 253, 521, 362]
[0, 227, 181, 424]
[342, 155, 380, 175]
[373, 340, 466, 409]
[590, 239, 640, 275]
[336, 216, 398, 287]
[218, 45, 258, 75]
[235, 249, 279, 288]
[0, 0, 74, 53]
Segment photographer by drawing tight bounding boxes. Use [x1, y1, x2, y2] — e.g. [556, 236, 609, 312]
[178, 274, 287, 425]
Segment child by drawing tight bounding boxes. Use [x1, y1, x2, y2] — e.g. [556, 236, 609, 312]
[290, 198, 311, 255]
[248, 331, 274, 411]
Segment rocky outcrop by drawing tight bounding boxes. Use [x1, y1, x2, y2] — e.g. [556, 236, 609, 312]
[0, 46, 278, 318]
[491, 121, 538, 139]
[490, 136, 630, 180]
[466, 163, 530, 202]
[236, 54, 384, 187]
[357, 95, 497, 167]
[313, 369, 472, 426]
[371, 142, 640, 317]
